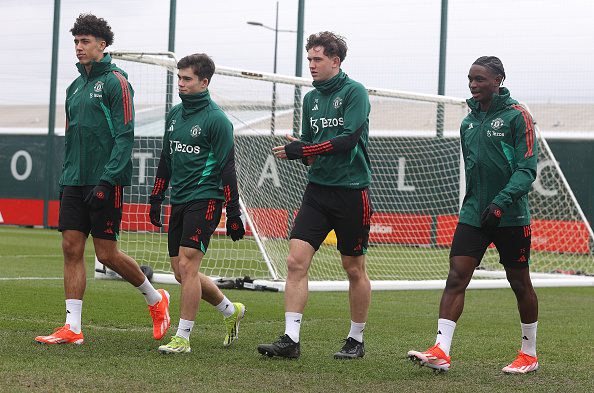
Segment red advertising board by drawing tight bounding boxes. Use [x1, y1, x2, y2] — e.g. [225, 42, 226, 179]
[369, 212, 433, 245]
[1, 199, 590, 254]
[532, 219, 590, 254]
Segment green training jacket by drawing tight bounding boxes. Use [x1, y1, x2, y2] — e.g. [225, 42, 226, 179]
[459, 87, 538, 227]
[60, 53, 134, 187]
[300, 70, 371, 188]
[159, 90, 235, 205]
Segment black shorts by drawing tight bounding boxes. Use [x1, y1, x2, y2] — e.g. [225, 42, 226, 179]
[450, 223, 532, 268]
[58, 185, 124, 241]
[168, 199, 223, 257]
[290, 183, 373, 256]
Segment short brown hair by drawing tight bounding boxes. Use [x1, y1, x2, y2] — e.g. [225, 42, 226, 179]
[177, 53, 215, 82]
[306, 31, 347, 62]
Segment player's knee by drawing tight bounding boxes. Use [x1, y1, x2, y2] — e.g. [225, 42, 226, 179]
[62, 239, 83, 261]
[178, 258, 198, 279]
[506, 267, 535, 296]
[62, 246, 83, 263]
[444, 269, 469, 292]
[343, 263, 366, 282]
[508, 278, 534, 299]
[286, 254, 308, 276]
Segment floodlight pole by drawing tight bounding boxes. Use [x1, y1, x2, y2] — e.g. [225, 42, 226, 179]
[247, 3, 296, 135]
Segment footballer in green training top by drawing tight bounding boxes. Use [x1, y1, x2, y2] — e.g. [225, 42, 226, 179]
[36, 13, 171, 347]
[149, 53, 246, 354]
[407, 56, 540, 375]
[258, 31, 372, 360]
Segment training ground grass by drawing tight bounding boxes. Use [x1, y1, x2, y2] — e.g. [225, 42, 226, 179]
[0, 226, 593, 392]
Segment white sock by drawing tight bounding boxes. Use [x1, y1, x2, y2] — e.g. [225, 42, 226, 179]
[284, 312, 302, 343]
[348, 320, 366, 343]
[435, 318, 457, 356]
[136, 277, 162, 306]
[521, 321, 538, 357]
[176, 318, 194, 341]
[65, 299, 82, 334]
[215, 296, 235, 318]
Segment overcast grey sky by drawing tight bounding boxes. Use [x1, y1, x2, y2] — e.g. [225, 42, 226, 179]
[1, 0, 592, 106]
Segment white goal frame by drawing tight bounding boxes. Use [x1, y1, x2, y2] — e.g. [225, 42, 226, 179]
[94, 51, 594, 290]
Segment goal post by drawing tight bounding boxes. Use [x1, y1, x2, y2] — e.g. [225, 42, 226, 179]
[94, 50, 594, 290]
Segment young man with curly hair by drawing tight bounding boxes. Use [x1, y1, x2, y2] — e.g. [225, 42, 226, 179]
[35, 14, 170, 346]
[258, 31, 372, 360]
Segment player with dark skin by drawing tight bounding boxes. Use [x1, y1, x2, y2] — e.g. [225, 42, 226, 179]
[408, 56, 539, 374]
[441, 64, 537, 326]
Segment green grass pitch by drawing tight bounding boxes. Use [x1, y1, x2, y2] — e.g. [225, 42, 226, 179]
[0, 226, 593, 392]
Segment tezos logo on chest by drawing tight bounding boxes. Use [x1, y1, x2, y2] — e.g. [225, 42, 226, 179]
[487, 130, 505, 138]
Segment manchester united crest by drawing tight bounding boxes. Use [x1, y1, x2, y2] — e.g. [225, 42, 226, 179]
[190, 124, 201, 137]
[94, 81, 104, 93]
[491, 118, 504, 130]
[333, 97, 343, 109]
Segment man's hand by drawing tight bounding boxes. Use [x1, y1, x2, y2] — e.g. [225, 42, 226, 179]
[273, 135, 301, 160]
[84, 181, 112, 211]
[226, 215, 245, 241]
[481, 203, 503, 227]
[148, 196, 162, 227]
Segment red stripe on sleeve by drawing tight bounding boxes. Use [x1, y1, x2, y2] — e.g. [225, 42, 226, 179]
[113, 71, 132, 125]
[512, 104, 535, 158]
[122, 74, 132, 124]
[303, 141, 333, 156]
[151, 178, 167, 196]
[224, 185, 231, 207]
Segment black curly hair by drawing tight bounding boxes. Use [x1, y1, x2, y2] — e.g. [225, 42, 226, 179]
[306, 31, 347, 62]
[70, 13, 114, 47]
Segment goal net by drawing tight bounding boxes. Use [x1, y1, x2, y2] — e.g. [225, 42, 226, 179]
[96, 51, 594, 290]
